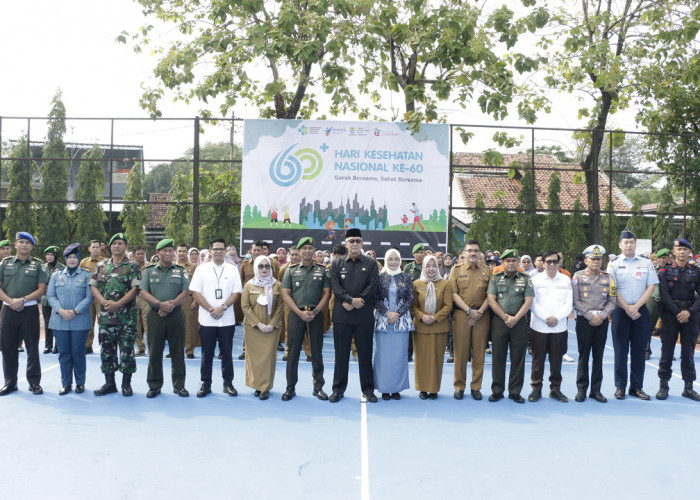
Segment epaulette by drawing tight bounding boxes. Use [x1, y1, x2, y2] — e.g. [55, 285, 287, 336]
[492, 268, 505, 276]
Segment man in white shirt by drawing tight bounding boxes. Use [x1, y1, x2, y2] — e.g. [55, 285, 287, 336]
[189, 238, 242, 397]
[528, 250, 573, 403]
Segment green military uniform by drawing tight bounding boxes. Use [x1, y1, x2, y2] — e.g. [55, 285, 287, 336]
[0, 249, 49, 390]
[140, 257, 190, 392]
[402, 261, 423, 282]
[281, 237, 331, 395]
[487, 252, 534, 399]
[90, 256, 141, 375]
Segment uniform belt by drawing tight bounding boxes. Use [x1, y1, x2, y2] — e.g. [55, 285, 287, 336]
[674, 300, 693, 308]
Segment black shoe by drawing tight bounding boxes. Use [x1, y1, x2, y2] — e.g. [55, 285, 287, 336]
[223, 384, 238, 397]
[382, 393, 391, 400]
[259, 391, 270, 400]
[43, 346, 52, 354]
[165, 353, 171, 359]
[645, 350, 651, 360]
[682, 382, 700, 401]
[628, 388, 650, 400]
[614, 387, 625, 400]
[30, 384, 43, 395]
[391, 393, 401, 400]
[528, 390, 541, 402]
[429, 393, 438, 400]
[121, 374, 133, 397]
[238, 352, 245, 360]
[219, 353, 223, 359]
[94, 374, 117, 396]
[590, 392, 607, 403]
[313, 388, 328, 401]
[453, 390, 464, 400]
[146, 388, 161, 398]
[0, 383, 18, 396]
[363, 391, 378, 403]
[549, 389, 568, 403]
[575, 390, 586, 402]
[254, 390, 261, 397]
[18, 345, 25, 352]
[282, 387, 296, 401]
[656, 380, 669, 400]
[471, 389, 482, 401]
[197, 384, 212, 398]
[329, 392, 343, 403]
[419, 391, 429, 400]
[75, 385, 85, 394]
[52, 346, 58, 354]
[408, 355, 413, 362]
[186, 353, 195, 359]
[488, 393, 504, 402]
[86, 347, 93, 354]
[173, 387, 189, 397]
[59, 385, 71, 396]
[508, 393, 525, 404]
[446, 355, 454, 363]
[277, 342, 284, 352]
[306, 355, 312, 362]
[135, 350, 145, 357]
[282, 354, 288, 361]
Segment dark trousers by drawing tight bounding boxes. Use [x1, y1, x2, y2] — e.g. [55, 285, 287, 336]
[575, 316, 608, 394]
[611, 305, 650, 390]
[332, 322, 374, 394]
[530, 329, 567, 391]
[658, 312, 698, 382]
[199, 324, 234, 385]
[147, 308, 186, 390]
[42, 304, 54, 349]
[53, 329, 89, 386]
[1, 305, 41, 386]
[286, 313, 324, 391]
[490, 316, 528, 396]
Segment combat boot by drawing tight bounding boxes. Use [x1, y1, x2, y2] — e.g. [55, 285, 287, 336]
[121, 373, 133, 397]
[656, 379, 669, 400]
[682, 381, 700, 402]
[94, 373, 118, 396]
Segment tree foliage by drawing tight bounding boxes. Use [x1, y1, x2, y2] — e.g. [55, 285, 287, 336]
[74, 145, 108, 245]
[119, 164, 148, 246]
[37, 90, 71, 246]
[4, 137, 37, 240]
[567, 197, 588, 255]
[467, 192, 490, 249]
[539, 171, 567, 252]
[163, 170, 192, 245]
[653, 183, 679, 248]
[514, 167, 539, 253]
[199, 169, 241, 247]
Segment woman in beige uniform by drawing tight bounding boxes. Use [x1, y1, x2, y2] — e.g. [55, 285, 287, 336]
[411, 254, 453, 399]
[241, 255, 284, 400]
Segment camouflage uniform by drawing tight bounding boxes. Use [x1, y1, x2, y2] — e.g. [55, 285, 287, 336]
[90, 258, 141, 374]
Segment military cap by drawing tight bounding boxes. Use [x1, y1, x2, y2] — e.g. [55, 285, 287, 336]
[156, 238, 175, 251]
[346, 228, 362, 238]
[655, 248, 670, 258]
[44, 246, 60, 255]
[297, 237, 315, 249]
[583, 244, 606, 258]
[500, 249, 519, 260]
[16, 232, 35, 245]
[0, 240, 9, 248]
[487, 256, 501, 265]
[109, 233, 127, 245]
[619, 229, 636, 240]
[63, 243, 81, 258]
[412, 243, 426, 254]
[673, 238, 692, 250]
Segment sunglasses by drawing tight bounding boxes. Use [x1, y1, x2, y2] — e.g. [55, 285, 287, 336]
[544, 260, 559, 265]
[346, 239, 362, 244]
[258, 264, 271, 269]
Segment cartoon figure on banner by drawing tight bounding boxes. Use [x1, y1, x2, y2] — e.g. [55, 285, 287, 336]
[325, 217, 337, 240]
[282, 206, 291, 228]
[269, 206, 279, 228]
[342, 215, 351, 237]
[410, 202, 425, 231]
[401, 214, 409, 230]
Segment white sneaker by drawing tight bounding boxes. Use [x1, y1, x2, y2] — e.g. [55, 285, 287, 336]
[563, 354, 575, 362]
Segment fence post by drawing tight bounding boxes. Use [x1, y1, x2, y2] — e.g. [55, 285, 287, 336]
[25, 118, 31, 231]
[193, 116, 200, 247]
[682, 136, 688, 236]
[530, 128, 535, 254]
[608, 132, 613, 245]
[108, 119, 114, 236]
[448, 125, 454, 253]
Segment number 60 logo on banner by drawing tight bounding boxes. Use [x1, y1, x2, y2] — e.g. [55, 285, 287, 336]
[269, 144, 323, 187]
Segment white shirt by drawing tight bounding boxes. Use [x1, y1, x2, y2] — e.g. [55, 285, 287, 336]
[530, 271, 572, 333]
[189, 261, 242, 327]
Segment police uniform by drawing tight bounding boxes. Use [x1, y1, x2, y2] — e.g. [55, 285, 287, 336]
[0, 232, 49, 395]
[448, 261, 491, 396]
[281, 238, 331, 399]
[656, 239, 700, 401]
[41, 246, 65, 353]
[486, 249, 534, 401]
[572, 245, 617, 401]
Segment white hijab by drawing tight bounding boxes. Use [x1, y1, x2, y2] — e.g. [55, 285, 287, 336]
[381, 248, 403, 277]
[252, 255, 276, 314]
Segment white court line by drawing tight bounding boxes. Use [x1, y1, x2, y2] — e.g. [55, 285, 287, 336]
[360, 394, 370, 500]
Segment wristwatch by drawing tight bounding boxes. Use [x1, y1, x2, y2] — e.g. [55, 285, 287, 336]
[466, 307, 472, 314]
[222, 304, 228, 311]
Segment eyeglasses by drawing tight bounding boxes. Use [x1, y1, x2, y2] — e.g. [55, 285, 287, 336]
[346, 239, 362, 244]
[544, 260, 559, 265]
[258, 264, 271, 269]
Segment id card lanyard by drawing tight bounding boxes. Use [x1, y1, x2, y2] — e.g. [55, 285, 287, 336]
[213, 264, 225, 300]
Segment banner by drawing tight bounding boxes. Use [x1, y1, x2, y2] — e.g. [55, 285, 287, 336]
[241, 119, 449, 259]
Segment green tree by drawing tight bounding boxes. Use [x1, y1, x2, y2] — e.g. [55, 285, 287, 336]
[3, 137, 37, 240]
[37, 91, 71, 246]
[119, 164, 147, 246]
[653, 183, 678, 249]
[567, 198, 588, 255]
[123, 1, 358, 119]
[514, 168, 539, 253]
[489, 202, 513, 253]
[467, 193, 490, 249]
[74, 144, 108, 244]
[163, 170, 192, 245]
[540, 171, 567, 253]
[199, 169, 241, 247]
[626, 194, 649, 239]
[601, 197, 623, 253]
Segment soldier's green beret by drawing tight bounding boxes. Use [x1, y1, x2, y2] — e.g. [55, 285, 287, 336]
[0, 240, 10, 248]
[156, 238, 175, 251]
[109, 233, 127, 245]
[412, 243, 426, 254]
[501, 248, 520, 260]
[655, 248, 671, 258]
[297, 237, 315, 249]
[44, 246, 60, 255]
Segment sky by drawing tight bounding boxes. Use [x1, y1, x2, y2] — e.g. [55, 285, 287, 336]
[0, 1, 644, 170]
